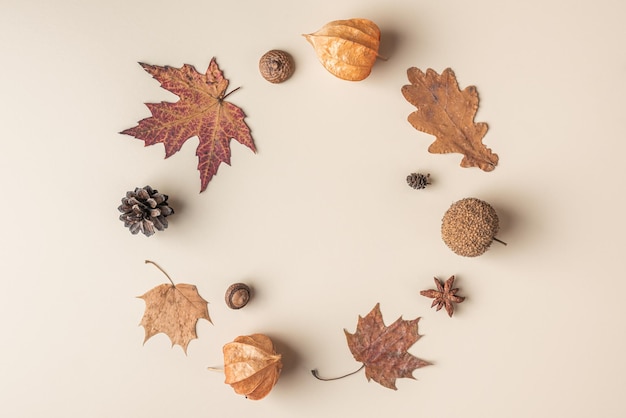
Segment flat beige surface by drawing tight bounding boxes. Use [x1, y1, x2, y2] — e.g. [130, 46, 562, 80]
[1, 0, 625, 417]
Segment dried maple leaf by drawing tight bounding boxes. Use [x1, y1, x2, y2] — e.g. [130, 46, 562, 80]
[420, 275, 466, 317]
[344, 303, 430, 390]
[138, 261, 211, 353]
[401, 67, 498, 171]
[120, 59, 255, 192]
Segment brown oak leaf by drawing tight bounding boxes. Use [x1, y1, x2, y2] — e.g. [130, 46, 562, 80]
[138, 261, 211, 353]
[420, 275, 466, 317]
[401, 67, 498, 171]
[344, 303, 430, 390]
[121, 59, 256, 192]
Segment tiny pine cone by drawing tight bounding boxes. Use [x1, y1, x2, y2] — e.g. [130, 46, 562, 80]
[407, 173, 430, 190]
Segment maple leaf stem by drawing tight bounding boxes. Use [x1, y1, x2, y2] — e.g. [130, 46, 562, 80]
[206, 366, 224, 373]
[145, 260, 175, 286]
[493, 237, 508, 246]
[310, 364, 365, 381]
[221, 86, 241, 101]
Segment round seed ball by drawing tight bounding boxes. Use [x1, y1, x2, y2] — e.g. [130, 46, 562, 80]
[441, 197, 499, 257]
[259, 50, 294, 83]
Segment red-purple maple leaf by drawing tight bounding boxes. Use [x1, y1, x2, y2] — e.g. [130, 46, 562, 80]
[344, 303, 431, 390]
[121, 58, 255, 192]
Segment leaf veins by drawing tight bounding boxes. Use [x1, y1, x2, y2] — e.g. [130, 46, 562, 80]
[344, 303, 430, 390]
[401, 67, 498, 171]
[121, 58, 256, 192]
[138, 261, 211, 354]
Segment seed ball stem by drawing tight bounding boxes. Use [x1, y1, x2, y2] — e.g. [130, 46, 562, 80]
[493, 237, 508, 246]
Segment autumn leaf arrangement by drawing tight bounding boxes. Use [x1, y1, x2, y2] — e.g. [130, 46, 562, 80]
[118, 18, 497, 196]
[138, 260, 282, 400]
[117, 16, 505, 398]
[137, 256, 465, 396]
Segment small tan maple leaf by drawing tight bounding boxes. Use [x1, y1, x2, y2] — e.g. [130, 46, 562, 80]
[420, 275, 466, 317]
[401, 67, 498, 171]
[121, 59, 255, 192]
[344, 303, 430, 390]
[138, 261, 211, 353]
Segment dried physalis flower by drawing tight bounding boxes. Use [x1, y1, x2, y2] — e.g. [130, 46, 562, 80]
[303, 18, 381, 81]
[223, 334, 282, 400]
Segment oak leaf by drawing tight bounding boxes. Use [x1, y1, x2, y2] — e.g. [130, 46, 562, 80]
[121, 59, 256, 192]
[401, 67, 498, 171]
[138, 261, 211, 353]
[344, 303, 430, 390]
[223, 334, 282, 400]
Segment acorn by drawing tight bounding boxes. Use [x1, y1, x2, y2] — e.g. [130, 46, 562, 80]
[225, 283, 251, 309]
[259, 50, 294, 83]
[441, 197, 505, 257]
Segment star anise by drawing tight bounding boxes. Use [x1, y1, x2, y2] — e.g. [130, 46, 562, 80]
[420, 276, 465, 317]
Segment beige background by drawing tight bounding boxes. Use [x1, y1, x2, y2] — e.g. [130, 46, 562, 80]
[1, 0, 625, 417]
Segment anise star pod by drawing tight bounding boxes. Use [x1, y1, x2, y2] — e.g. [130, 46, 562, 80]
[223, 334, 282, 400]
[420, 276, 465, 317]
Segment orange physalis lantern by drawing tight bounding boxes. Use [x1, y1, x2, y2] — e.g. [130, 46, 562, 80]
[303, 18, 381, 81]
[223, 334, 282, 400]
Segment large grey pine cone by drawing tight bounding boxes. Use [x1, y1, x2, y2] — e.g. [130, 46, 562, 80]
[118, 186, 174, 237]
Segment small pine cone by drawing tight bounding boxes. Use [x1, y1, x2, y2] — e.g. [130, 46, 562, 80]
[406, 173, 430, 190]
[118, 186, 174, 237]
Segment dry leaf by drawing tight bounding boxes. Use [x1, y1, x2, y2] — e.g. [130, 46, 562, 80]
[344, 303, 430, 390]
[120, 59, 255, 192]
[401, 68, 498, 171]
[223, 334, 282, 400]
[303, 18, 380, 81]
[138, 261, 211, 353]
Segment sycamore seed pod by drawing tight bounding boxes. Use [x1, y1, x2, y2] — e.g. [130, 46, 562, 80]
[303, 18, 381, 81]
[441, 197, 506, 257]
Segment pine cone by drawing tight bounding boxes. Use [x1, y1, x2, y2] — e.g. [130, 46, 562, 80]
[406, 173, 430, 190]
[118, 186, 174, 237]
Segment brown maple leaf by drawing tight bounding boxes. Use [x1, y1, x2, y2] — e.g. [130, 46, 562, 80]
[401, 67, 498, 171]
[420, 275, 466, 317]
[138, 261, 211, 353]
[121, 59, 256, 192]
[344, 303, 430, 390]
